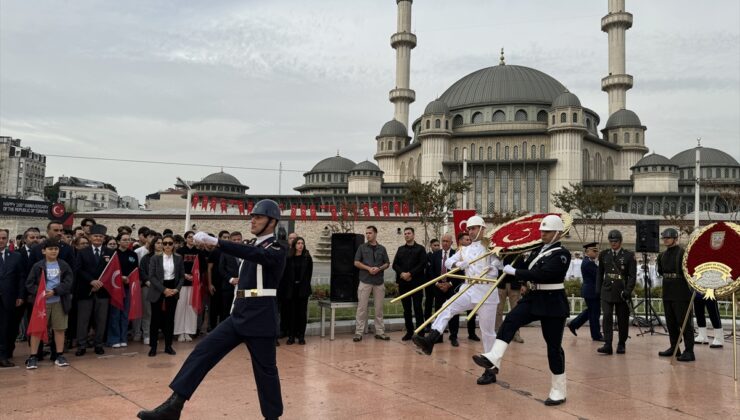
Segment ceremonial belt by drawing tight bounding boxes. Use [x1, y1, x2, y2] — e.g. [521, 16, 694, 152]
[235, 289, 277, 298]
[528, 247, 563, 270]
[526, 282, 564, 291]
[606, 273, 623, 280]
[662, 273, 679, 279]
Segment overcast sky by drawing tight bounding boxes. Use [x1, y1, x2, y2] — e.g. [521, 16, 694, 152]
[1, 0, 738, 202]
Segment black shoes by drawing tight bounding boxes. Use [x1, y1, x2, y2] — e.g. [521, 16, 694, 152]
[616, 343, 626, 354]
[468, 334, 481, 342]
[94, 346, 105, 355]
[450, 337, 459, 347]
[298, 338, 306, 345]
[676, 351, 695, 362]
[286, 337, 295, 345]
[401, 332, 413, 341]
[472, 354, 495, 370]
[597, 344, 613, 355]
[148, 348, 157, 357]
[137, 392, 186, 420]
[476, 368, 497, 385]
[164, 347, 176, 355]
[545, 397, 566, 406]
[658, 347, 681, 357]
[412, 330, 440, 355]
[567, 322, 577, 336]
[75, 348, 86, 357]
[0, 359, 15, 368]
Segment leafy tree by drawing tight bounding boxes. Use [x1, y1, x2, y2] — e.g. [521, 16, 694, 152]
[552, 183, 617, 243]
[404, 178, 471, 246]
[43, 182, 60, 202]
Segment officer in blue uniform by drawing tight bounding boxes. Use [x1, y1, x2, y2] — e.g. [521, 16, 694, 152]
[566, 242, 604, 341]
[472, 215, 571, 406]
[138, 199, 287, 420]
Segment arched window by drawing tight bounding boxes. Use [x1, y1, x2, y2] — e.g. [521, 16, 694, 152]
[472, 112, 484, 124]
[539, 170, 548, 212]
[531, 145, 537, 160]
[479, 147, 484, 161]
[388, 141, 392, 150]
[551, 115, 555, 124]
[654, 202, 661, 214]
[522, 142, 527, 159]
[474, 171, 483, 213]
[500, 170, 509, 212]
[526, 170, 536, 212]
[462, 147, 468, 160]
[417, 155, 422, 179]
[453, 147, 459, 161]
[513, 170, 521, 211]
[635, 132, 640, 143]
[586, 118, 592, 130]
[453, 115, 463, 128]
[493, 110, 506, 122]
[540, 145, 546, 158]
[513, 146, 519, 160]
[606, 157, 614, 180]
[496, 143, 501, 159]
[425, 120, 430, 129]
[594, 153, 603, 180]
[515, 109, 528, 121]
[647, 202, 654, 215]
[487, 146, 492, 160]
[380, 142, 384, 151]
[632, 202, 638, 213]
[505, 146, 510, 160]
[434, 119, 441, 128]
[397, 140, 401, 149]
[450, 170, 459, 183]
[572, 112, 578, 123]
[487, 170, 496, 213]
[408, 157, 414, 179]
[624, 132, 630, 143]
[583, 149, 590, 180]
[537, 110, 548, 122]
[470, 144, 476, 160]
[612, 133, 618, 143]
[637, 201, 644, 214]
[560, 113, 567, 123]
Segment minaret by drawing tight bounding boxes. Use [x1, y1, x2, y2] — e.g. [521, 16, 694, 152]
[389, 0, 416, 129]
[601, 0, 633, 115]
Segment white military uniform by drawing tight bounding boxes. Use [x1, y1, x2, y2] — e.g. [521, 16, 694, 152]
[430, 240, 502, 353]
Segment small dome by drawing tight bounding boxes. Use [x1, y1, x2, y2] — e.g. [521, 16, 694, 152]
[378, 119, 409, 137]
[670, 147, 740, 168]
[199, 171, 243, 186]
[551, 91, 581, 108]
[605, 109, 642, 129]
[424, 99, 450, 115]
[631, 153, 675, 170]
[350, 160, 382, 173]
[309, 155, 356, 173]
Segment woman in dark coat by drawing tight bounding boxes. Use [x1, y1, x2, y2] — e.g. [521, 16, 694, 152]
[285, 237, 313, 345]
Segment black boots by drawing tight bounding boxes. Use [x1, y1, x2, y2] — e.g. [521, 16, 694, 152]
[677, 350, 695, 362]
[476, 368, 497, 385]
[412, 330, 440, 355]
[658, 347, 681, 357]
[137, 392, 186, 420]
[597, 344, 613, 355]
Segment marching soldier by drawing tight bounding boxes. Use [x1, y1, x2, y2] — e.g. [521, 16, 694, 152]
[596, 230, 636, 355]
[657, 228, 695, 361]
[138, 199, 287, 420]
[472, 215, 571, 406]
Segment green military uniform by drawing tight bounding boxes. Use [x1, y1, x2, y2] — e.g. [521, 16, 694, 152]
[596, 241, 636, 353]
[657, 229, 694, 361]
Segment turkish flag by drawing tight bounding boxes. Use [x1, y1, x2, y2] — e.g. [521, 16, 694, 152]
[238, 201, 245, 215]
[453, 209, 477, 246]
[210, 197, 217, 212]
[290, 205, 297, 220]
[279, 202, 285, 211]
[27, 270, 49, 343]
[128, 268, 143, 320]
[310, 204, 317, 220]
[191, 193, 199, 209]
[100, 253, 125, 310]
[341, 204, 348, 219]
[220, 199, 227, 213]
[191, 255, 203, 314]
[300, 204, 307, 221]
[382, 202, 390, 217]
[402, 202, 409, 216]
[372, 202, 379, 217]
[362, 203, 370, 217]
[393, 201, 400, 215]
[247, 200, 254, 214]
[330, 205, 338, 221]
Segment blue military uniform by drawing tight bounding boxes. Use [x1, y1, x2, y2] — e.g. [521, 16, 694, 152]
[169, 234, 287, 418]
[566, 243, 604, 340]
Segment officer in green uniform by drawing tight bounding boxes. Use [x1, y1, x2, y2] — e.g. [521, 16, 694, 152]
[656, 228, 695, 361]
[596, 230, 636, 355]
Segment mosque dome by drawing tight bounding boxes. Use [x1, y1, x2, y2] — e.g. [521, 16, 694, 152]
[378, 119, 409, 137]
[670, 148, 740, 168]
[631, 153, 675, 170]
[309, 155, 356, 173]
[551, 91, 582, 108]
[424, 99, 450, 115]
[604, 109, 642, 129]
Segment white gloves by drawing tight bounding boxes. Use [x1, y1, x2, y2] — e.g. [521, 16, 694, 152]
[193, 231, 217, 246]
[456, 261, 470, 270]
[503, 265, 516, 276]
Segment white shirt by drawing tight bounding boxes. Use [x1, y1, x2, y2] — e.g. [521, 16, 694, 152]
[163, 254, 175, 280]
[254, 233, 274, 246]
[445, 241, 502, 303]
[135, 246, 149, 260]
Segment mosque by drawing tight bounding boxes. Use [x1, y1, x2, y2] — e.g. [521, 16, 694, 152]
[295, 0, 739, 215]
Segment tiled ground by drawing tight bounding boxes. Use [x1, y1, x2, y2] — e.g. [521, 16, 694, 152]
[1, 325, 738, 419]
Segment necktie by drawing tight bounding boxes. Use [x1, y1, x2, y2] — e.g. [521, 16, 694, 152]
[95, 248, 100, 260]
[441, 251, 447, 274]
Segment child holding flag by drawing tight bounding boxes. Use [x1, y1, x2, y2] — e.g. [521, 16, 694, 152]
[25, 238, 74, 369]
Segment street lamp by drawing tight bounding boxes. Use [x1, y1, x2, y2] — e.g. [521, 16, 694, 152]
[177, 177, 193, 233]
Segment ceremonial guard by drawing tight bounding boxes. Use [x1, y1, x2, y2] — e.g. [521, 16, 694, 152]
[596, 230, 636, 355]
[657, 228, 695, 361]
[472, 215, 571, 405]
[566, 242, 604, 341]
[413, 215, 502, 385]
[138, 200, 287, 420]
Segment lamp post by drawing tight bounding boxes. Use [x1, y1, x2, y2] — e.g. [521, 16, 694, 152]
[694, 138, 701, 230]
[177, 177, 193, 233]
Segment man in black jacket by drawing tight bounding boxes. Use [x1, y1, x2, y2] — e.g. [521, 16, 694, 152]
[392, 227, 428, 341]
[427, 234, 459, 345]
[0, 229, 25, 367]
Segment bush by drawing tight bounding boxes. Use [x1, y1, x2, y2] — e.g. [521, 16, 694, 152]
[564, 279, 581, 297]
[310, 281, 399, 301]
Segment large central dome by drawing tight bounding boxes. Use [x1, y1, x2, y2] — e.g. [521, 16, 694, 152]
[439, 64, 567, 109]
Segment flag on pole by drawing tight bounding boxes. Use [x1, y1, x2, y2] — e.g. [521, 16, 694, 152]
[290, 205, 297, 220]
[372, 202, 380, 217]
[99, 253, 125, 310]
[128, 268, 143, 320]
[190, 256, 203, 314]
[310, 204, 317, 220]
[300, 204, 307, 221]
[201, 195, 208, 210]
[191, 193, 199, 209]
[27, 270, 49, 343]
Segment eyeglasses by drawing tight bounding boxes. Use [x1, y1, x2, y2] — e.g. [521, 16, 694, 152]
[163, 242, 174, 246]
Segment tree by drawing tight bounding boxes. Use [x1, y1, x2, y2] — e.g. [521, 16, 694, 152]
[704, 179, 740, 221]
[404, 178, 471, 246]
[552, 183, 617, 243]
[43, 182, 60, 202]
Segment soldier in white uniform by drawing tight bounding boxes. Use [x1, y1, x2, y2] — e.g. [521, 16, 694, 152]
[412, 215, 502, 385]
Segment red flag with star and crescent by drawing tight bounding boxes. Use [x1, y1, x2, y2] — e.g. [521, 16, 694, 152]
[128, 268, 143, 320]
[27, 270, 49, 343]
[190, 256, 203, 314]
[100, 253, 125, 310]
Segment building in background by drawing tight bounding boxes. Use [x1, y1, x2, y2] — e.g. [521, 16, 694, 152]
[57, 176, 120, 212]
[0, 136, 47, 199]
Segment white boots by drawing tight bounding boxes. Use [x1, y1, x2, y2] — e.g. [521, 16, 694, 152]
[711, 327, 724, 348]
[696, 327, 709, 344]
[545, 373, 567, 406]
[472, 339, 508, 372]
